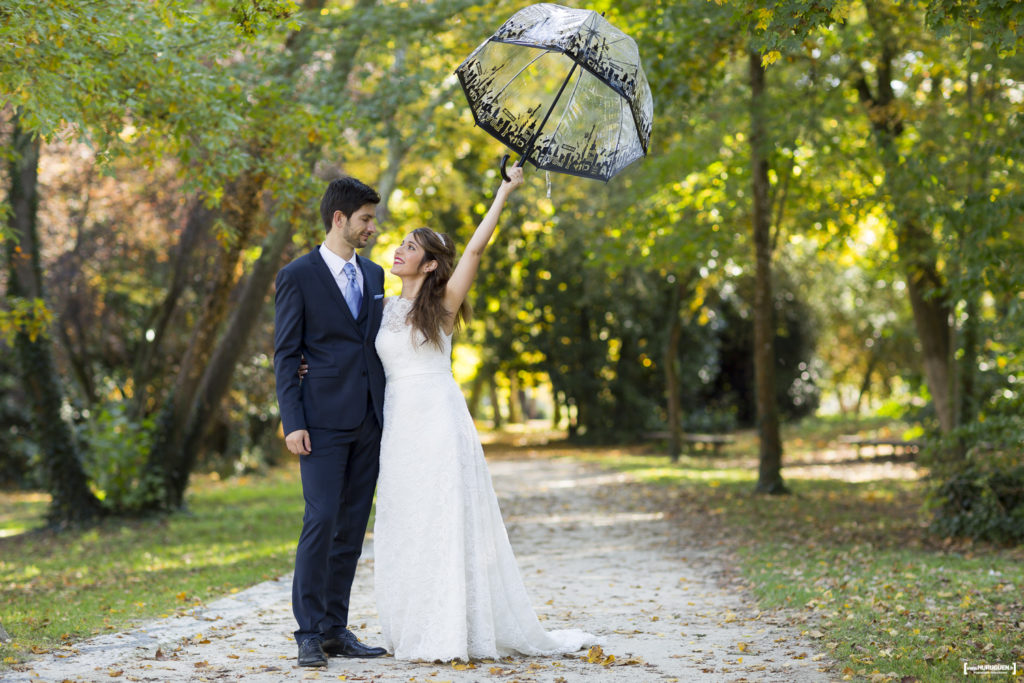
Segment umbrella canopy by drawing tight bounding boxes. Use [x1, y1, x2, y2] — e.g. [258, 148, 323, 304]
[455, 3, 653, 182]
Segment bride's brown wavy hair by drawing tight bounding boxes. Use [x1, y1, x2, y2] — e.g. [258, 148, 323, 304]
[408, 227, 472, 348]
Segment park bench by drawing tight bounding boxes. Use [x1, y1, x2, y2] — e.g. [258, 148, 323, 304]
[836, 435, 922, 459]
[642, 431, 736, 456]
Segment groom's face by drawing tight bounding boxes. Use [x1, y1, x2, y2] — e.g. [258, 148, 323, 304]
[336, 203, 377, 249]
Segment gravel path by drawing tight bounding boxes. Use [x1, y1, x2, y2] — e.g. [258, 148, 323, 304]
[3, 456, 835, 682]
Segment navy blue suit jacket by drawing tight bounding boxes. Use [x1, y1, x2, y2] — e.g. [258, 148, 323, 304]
[274, 247, 386, 436]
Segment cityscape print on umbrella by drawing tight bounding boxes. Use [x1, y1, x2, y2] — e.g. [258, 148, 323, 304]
[456, 3, 653, 182]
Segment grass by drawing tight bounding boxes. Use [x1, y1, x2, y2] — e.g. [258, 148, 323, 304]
[576, 437, 1024, 683]
[0, 490, 48, 538]
[0, 467, 306, 668]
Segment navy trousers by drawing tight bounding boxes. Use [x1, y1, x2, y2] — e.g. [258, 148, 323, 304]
[292, 409, 381, 644]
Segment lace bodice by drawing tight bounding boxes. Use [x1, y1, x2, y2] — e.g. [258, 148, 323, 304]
[375, 297, 453, 382]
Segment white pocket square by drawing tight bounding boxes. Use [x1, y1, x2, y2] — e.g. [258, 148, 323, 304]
[373, 293, 384, 300]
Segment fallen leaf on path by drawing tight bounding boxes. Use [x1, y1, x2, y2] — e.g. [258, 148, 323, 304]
[615, 657, 645, 665]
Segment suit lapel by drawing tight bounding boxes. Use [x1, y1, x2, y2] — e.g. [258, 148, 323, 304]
[356, 255, 382, 341]
[309, 247, 359, 327]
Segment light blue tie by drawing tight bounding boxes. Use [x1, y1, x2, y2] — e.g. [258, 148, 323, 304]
[343, 262, 361, 317]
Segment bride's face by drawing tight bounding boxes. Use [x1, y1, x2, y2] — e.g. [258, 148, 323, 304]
[391, 234, 435, 277]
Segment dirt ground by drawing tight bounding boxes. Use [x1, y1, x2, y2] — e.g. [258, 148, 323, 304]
[3, 453, 837, 682]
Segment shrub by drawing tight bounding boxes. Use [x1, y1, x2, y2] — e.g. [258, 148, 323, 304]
[927, 419, 1024, 545]
[80, 402, 162, 512]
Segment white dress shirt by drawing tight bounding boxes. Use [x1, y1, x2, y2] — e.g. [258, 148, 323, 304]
[319, 243, 363, 299]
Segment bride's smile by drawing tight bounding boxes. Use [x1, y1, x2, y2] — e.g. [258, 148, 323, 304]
[390, 234, 431, 276]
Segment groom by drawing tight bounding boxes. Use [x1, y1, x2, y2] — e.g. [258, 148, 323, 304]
[274, 176, 388, 668]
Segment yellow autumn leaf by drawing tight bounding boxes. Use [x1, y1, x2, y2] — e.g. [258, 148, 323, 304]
[761, 51, 781, 67]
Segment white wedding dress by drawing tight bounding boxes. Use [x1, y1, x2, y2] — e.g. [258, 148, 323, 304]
[373, 296, 595, 662]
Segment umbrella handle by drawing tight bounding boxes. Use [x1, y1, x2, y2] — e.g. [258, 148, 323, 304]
[500, 153, 525, 182]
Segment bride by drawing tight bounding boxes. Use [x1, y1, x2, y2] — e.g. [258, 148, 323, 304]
[372, 166, 595, 662]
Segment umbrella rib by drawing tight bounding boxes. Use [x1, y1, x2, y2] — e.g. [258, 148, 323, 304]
[520, 59, 581, 163]
[611, 94, 626, 172]
[491, 48, 553, 100]
[543, 67, 585, 163]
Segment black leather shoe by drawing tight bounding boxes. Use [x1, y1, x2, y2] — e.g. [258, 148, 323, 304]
[322, 630, 387, 658]
[298, 638, 328, 667]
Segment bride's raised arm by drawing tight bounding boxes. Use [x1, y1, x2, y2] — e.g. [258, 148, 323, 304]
[442, 167, 525, 316]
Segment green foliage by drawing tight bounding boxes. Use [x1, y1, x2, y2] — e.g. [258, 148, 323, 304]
[927, 413, 1024, 544]
[929, 459, 1024, 545]
[3, 0, 1024, 531]
[925, 0, 1024, 54]
[0, 297, 51, 347]
[230, 0, 298, 37]
[80, 402, 161, 513]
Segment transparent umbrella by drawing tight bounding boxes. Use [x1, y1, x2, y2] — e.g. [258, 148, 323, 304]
[455, 3, 653, 182]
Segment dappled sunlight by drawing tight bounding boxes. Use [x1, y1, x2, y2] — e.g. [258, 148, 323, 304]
[544, 473, 631, 488]
[0, 491, 50, 538]
[782, 446, 923, 483]
[508, 510, 666, 526]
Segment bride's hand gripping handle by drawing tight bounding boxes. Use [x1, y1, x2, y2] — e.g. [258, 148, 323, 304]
[499, 165, 525, 194]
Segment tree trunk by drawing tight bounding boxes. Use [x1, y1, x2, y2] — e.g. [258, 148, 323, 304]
[143, 173, 265, 508]
[551, 387, 562, 429]
[488, 375, 503, 428]
[664, 278, 686, 462]
[507, 371, 523, 424]
[467, 369, 485, 419]
[174, 209, 295, 503]
[749, 51, 788, 495]
[854, 7, 956, 436]
[855, 345, 881, 415]
[4, 111, 104, 524]
[131, 199, 217, 418]
[898, 223, 954, 434]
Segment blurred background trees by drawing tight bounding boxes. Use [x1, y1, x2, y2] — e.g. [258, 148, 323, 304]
[2, 0, 1021, 540]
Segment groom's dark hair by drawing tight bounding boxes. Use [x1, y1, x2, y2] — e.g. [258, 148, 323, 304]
[320, 176, 381, 233]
